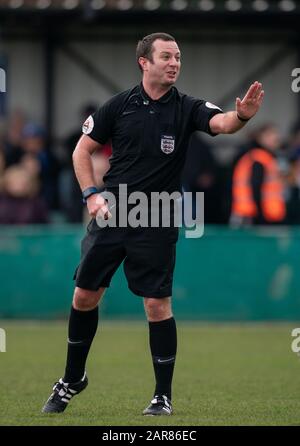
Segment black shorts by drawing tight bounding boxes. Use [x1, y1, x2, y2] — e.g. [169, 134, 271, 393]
[73, 219, 178, 298]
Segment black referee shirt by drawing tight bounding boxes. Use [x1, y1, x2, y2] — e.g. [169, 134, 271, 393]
[82, 83, 223, 195]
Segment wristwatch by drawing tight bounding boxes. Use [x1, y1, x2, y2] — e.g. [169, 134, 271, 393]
[82, 187, 99, 204]
[237, 113, 250, 122]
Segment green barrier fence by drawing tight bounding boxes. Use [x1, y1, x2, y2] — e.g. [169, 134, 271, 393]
[0, 225, 299, 320]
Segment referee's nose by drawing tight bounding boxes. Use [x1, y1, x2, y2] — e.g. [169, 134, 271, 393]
[169, 56, 180, 69]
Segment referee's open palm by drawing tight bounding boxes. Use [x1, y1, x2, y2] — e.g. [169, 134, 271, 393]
[236, 81, 264, 120]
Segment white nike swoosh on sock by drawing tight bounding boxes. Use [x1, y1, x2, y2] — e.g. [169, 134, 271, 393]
[67, 339, 84, 345]
[157, 357, 175, 363]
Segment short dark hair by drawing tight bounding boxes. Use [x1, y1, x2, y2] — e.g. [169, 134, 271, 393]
[136, 32, 176, 72]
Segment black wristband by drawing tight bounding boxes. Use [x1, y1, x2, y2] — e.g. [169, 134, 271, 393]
[237, 113, 250, 122]
[82, 187, 99, 204]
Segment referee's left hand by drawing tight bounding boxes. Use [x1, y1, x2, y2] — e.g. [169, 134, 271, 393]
[86, 194, 112, 220]
[236, 81, 264, 120]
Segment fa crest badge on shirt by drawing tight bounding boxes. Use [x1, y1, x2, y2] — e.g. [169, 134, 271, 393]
[161, 135, 175, 154]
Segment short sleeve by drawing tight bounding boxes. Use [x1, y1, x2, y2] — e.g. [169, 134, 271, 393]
[191, 99, 224, 136]
[81, 95, 120, 144]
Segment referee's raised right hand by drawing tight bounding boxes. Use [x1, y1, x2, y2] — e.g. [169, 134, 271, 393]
[86, 194, 112, 220]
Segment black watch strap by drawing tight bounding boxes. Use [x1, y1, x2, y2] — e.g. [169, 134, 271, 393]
[237, 113, 250, 122]
[82, 187, 99, 204]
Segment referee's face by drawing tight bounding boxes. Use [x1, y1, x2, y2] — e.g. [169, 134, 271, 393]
[144, 39, 181, 87]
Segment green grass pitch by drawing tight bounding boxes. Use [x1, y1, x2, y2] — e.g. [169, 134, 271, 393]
[1, 321, 300, 426]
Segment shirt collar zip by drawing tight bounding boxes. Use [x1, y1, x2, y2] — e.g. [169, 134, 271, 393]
[139, 83, 175, 105]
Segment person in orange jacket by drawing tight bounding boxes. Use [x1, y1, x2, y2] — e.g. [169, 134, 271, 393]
[231, 124, 286, 226]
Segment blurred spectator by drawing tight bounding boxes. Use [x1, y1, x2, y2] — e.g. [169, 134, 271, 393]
[21, 122, 59, 209]
[230, 123, 286, 226]
[0, 149, 5, 192]
[0, 164, 49, 224]
[181, 132, 223, 224]
[2, 109, 26, 166]
[20, 153, 41, 177]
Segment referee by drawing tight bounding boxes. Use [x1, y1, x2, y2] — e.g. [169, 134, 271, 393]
[42, 33, 264, 415]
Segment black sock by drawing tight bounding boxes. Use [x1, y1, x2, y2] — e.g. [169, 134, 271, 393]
[63, 306, 98, 383]
[148, 317, 177, 401]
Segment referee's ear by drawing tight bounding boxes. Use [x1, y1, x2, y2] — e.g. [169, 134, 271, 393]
[138, 57, 148, 72]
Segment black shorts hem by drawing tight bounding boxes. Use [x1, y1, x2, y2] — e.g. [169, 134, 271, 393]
[128, 285, 172, 299]
[75, 280, 111, 291]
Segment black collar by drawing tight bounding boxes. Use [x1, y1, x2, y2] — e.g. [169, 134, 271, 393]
[139, 82, 175, 104]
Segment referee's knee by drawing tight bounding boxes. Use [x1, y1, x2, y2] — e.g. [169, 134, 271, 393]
[144, 297, 172, 322]
[73, 287, 105, 311]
